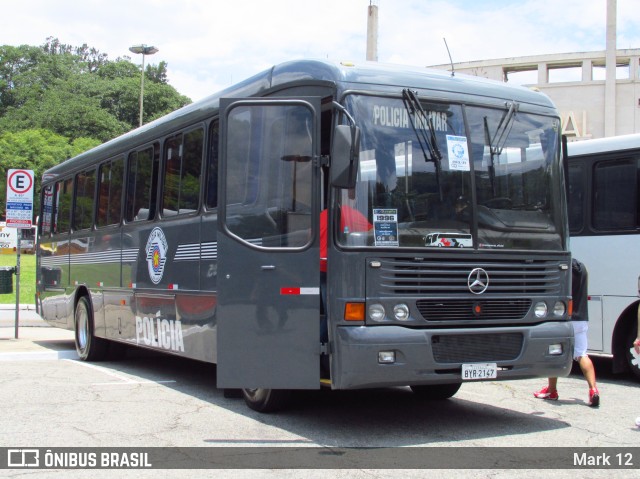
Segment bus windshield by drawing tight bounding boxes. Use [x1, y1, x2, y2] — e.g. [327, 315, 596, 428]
[338, 94, 564, 251]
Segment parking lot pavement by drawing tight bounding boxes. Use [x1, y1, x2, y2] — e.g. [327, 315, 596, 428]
[0, 304, 76, 358]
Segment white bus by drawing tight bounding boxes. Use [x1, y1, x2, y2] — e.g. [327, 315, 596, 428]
[567, 133, 640, 381]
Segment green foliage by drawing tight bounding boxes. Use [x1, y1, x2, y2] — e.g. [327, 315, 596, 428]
[0, 37, 192, 222]
[0, 129, 101, 218]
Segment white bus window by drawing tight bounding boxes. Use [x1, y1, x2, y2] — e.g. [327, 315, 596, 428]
[593, 159, 638, 230]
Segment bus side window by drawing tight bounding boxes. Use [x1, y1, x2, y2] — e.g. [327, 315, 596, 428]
[41, 185, 55, 236]
[54, 178, 73, 235]
[163, 133, 183, 215]
[125, 145, 158, 222]
[73, 168, 96, 231]
[97, 157, 124, 228]
[162, 128, 204, 215]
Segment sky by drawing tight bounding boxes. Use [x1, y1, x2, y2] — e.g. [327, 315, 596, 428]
[2, 0, 639, 102]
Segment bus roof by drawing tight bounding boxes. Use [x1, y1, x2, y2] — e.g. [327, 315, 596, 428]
[42, 59, 557, 180]
[567, 133, 640, 157]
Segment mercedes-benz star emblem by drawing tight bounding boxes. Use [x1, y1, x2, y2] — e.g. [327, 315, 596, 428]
[468, 268, 489, 295]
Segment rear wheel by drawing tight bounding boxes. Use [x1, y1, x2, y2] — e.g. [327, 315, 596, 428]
[74, 296, 107, 361]
[242, 388, 291, 413]
[410, 382, 462, 400]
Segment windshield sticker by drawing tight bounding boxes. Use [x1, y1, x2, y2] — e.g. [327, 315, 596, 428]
[373, 209, 399, 247]
[446, 135, 470, 171]
[372, 105, 449, 132]
[426, 232, 472, 248]
[146, 227, 168, 284]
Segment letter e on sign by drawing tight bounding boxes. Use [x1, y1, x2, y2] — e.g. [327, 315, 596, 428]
[6, 169, 35, 228]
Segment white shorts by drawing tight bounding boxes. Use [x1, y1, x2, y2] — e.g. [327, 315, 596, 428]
[572, 320, 589, 359]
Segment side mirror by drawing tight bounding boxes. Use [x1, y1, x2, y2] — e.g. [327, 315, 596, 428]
[330, 125, 360, 189]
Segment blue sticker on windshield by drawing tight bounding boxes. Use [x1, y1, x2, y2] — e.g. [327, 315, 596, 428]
[446, 135, 470, 171]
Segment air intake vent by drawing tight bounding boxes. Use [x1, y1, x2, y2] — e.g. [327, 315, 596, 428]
[432, 333, 523, 363]
[417, 299, 531, 321]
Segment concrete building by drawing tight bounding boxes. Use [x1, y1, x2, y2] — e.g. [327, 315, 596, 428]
[430, 48, 640, 141]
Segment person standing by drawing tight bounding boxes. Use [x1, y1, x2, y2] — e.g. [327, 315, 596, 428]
[534, 259, 600, 407]
[634, 304, 640, 426]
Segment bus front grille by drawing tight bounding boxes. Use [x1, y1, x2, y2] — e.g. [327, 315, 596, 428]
[375, 257, 561, 296]
[432, 333, 523, 363]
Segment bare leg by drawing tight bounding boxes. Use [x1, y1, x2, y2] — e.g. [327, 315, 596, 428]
[547, 377, 558, 392]
[578, 355, 597, 390]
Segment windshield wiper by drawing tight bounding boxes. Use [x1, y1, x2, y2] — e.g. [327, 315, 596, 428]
[402, 89, 443, 200]
[484, 101, 519, 197]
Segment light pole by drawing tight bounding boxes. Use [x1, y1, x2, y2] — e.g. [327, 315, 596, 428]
[129, 44, 159, 127]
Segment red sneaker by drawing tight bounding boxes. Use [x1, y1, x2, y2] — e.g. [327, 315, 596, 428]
[589, 388, 600, 407]
[533, 386, 558, 400]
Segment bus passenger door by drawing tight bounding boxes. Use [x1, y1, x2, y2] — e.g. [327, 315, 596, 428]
[217, 98, 321, 389]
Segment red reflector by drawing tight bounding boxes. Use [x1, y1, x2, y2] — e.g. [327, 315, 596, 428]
[281, 287, 300, 295]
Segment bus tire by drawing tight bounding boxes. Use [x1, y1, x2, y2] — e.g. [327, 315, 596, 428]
[242, 388, 291, 413]
[625, 327, 640, 382]
[74, 296, 108, 361]
[410, 382, 462, 400]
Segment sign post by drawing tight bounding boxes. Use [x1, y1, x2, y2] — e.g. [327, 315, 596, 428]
[5, 169, 34, 339]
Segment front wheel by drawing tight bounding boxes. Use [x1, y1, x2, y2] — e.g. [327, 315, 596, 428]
[410, 382, 462, 400]
[242, 388, 291, 413]
[75, 296, 107, 361]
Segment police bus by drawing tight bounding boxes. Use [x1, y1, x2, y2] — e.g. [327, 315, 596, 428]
[566, 133, 640, 381]
[36, 60, 574, 412]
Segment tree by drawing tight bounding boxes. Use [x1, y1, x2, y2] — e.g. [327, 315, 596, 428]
[0, 129, 100, 218]
[146, 60, 169, 84]
[0, 38, 191, 137]
[0, 38, 192, 221]
[0, 44, 46, 114]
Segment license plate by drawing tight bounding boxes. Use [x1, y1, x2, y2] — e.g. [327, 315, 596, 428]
[461, 363, 497, 380]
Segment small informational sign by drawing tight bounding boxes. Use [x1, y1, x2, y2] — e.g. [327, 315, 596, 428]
[373, 208, 399, 246]
[6, 169, 34, 229]
[446, 135, 470, 171]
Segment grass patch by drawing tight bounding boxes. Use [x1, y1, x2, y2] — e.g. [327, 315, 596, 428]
[0, 254, 36, 305]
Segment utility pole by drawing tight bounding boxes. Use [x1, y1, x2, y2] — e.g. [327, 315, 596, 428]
[366, 1, 379, 62]
[604, 0, 616, 137]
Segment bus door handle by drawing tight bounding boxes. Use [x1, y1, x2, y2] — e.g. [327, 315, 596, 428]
[261, 265, 276, 271]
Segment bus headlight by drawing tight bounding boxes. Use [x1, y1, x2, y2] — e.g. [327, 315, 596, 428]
[534, 302, 548, 318]
[393, 304, 410, 321]
[369, 303, 386, 322]
[553, 301, 566, 317]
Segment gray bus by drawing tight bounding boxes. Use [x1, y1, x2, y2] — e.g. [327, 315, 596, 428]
[36, 60, 574, 412]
